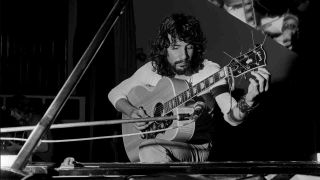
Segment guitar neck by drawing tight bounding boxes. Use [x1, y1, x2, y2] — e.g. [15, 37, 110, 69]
[163, 68, 227, 114]
[163, 44, 266, 115]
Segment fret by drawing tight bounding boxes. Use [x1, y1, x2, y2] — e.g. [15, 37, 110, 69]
[169, 100, 173, 110]
[204, 78, 210, 89]
[178, 94, 183, 104]
[196, 84, 201, 94]
[208, 75, 214, 85]
[165, 101, 171, 113]
[174, 97, 178, 108]
[200, 81, 205, 90]
[164, 102, 168, 113]
[182, 91, 187, 102]
[214, 73, 220, 82]
[193, 86, 198, 95]
[172, 99, 176, 109]
[188, 88, 193, 97]
[181, 92, 185, 103]
[219, 70, 225, 79]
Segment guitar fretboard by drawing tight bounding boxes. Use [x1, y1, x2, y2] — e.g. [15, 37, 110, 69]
[163, 69, 226, 114]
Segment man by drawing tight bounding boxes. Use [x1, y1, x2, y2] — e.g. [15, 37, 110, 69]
[108, 13, 270, 162]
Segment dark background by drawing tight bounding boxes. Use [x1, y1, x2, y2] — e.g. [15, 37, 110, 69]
[0, 0, 319, 163]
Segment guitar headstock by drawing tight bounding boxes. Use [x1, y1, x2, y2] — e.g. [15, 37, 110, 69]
[228, 44, 266, 77]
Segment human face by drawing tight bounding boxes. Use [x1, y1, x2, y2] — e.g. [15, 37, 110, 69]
[167, 34, 194, 75]
[10, 109, 23, 121]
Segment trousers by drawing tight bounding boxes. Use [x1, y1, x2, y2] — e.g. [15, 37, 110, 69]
[138, 138, 211, 163]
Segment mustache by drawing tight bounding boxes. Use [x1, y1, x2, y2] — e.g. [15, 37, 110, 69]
[174, 59, 189, 65]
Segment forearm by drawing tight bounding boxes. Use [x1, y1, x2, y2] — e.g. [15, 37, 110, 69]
[214, 68, 269, 126]
[226, 95, 256, 125]
[115, 98, 137, 117]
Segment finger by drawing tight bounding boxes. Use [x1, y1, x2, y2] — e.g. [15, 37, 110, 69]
[136, 121, 148, 126]
[193, 102, 205, 112]
[130, 110, 140, 118]
[256, 71, 270, 84]
[134, 124, 141, 131]
[131, 109, 148, 118]
[134, 122, 149, 131]
[135, 124, 148, 131]
[249, 78, 259, 93]
[251, 71, 264, 92]
[283, 41, 292, 48]
[191, 113, 202, 121]
[194, 101, 205, 108]
[256, 69, 271, 91]
[137, 108, 148, 118]
[257, 67, 270, 75]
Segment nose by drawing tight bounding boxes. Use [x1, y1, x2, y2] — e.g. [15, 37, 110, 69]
[178, 47, 189, 60]
[283, 31, 293, 41]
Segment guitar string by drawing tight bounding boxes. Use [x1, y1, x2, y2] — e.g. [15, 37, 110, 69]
[153, 46, 264, 117]
[0, 120, 195, 143]
[152, 51, 259, 117]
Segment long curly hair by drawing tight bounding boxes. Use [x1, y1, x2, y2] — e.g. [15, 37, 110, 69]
[150, 13, 207, 77]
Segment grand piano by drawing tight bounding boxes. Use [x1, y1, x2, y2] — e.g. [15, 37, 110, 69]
[2, 160, 320, 179]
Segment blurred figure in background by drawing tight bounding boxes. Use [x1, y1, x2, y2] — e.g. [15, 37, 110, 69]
[208, 0, 309, 51]
[1, 95, 52, 162]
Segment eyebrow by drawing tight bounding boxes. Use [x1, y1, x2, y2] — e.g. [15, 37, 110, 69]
[170, 41, 192, 46]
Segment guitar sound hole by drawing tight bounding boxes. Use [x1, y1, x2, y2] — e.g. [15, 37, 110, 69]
[153, 103, 163, 117]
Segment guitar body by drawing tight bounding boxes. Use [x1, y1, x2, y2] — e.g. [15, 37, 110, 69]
[122, 77, 196, 162]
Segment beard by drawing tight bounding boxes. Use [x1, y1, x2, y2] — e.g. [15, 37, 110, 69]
[171, 60, 191, 75]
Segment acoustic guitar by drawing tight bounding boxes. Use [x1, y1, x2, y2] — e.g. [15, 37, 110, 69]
[122, 44, 266, 162]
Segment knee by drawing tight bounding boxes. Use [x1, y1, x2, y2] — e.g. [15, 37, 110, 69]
[138, 139, 170, 163]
